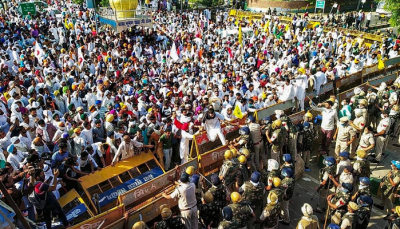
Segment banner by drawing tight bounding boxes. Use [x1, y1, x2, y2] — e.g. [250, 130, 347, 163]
[199, 145, 229, 176]
[119, 159, 198, 209]
[96, 167, 163, 207]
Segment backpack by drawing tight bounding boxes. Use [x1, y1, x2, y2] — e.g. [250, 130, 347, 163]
[354, 207, 371, 228]
[28, 191, 47, 210]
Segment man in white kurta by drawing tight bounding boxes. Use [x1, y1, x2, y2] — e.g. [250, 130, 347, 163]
[112, 134, 153, 164]
[202, 108, 226, 146]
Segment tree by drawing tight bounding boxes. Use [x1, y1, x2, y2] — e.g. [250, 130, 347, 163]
[71, 0, 85, 4]
[381, 0, 400, 28]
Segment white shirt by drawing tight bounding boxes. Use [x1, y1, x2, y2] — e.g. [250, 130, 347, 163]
[310, 105, 338, 131]
[377, 117, 390, 134]
[112, 140, 144, 163]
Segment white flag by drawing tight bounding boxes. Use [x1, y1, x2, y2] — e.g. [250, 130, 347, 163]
[170, 43, 179, 61]
[78, 47, 85, 67]
[34, 42, 44, 59]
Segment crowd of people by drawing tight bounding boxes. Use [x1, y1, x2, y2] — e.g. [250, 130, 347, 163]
[0, 0, 400, 228]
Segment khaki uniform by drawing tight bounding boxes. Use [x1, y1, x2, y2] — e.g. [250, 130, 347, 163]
[357, 132, 375, 152]
[350, 116, 366, 158]
[270, 129, 282, 164]
[170, 182, 198, 229]
[335, 123, 355, 159]
[375, 117, 391, 161]
[296, 215, 319, 229]
[249, 123, 267, 169]
[340, 212, 355, 229]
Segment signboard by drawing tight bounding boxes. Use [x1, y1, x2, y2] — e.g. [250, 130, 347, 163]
[256, 100, 296, 121]
[86, 0, 95, 8]
[385, 56, 400, 67]
[96, 167, 163, 207]
[316, 0, 325, 8]
[119, 159, 198, 210]
[71, 205, 124, 229]
[199, 145, 229, 176]
[19, 3, 36, 16]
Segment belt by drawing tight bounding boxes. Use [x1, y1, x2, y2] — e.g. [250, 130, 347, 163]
[181, 205, 197, 211]
[253, 140, 263, 146]
[360, 146, 367, 148]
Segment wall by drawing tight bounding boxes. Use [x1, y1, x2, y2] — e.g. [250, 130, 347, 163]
[247, 0, 309, 10]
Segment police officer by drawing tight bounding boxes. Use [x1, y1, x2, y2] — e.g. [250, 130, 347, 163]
[155, 205, 185, 229]
[351, 177, 371, 201]
[302, 121, 314, 172]
[209, 174, 227, 216]
[260, 192, 280, 229]
[350, 87, 363, 111]
[231, 127, 256, 172]
[296, 203, 320, 229]
[327, 224, 340, 229]
[316, 156, 337, 213]
[267, 177, 283, 206]
[229, 192, 255, 229]
[237, 155, 250, 188]
[354, 195, 373, 229]
[340, 202, 359, 229]
[132, 221, 149, 229]
[280, 167, 295, 225]
[219, 150, 239, 193]
[162, 172, 198, 229]
[198, 191, 219, 229]
[375, 160, 400, 212]
[333, 116, 356, 159]
[240, 171, 265, 229]
[370, 110, 391, 163]
[353, 150, 370, 192]
[276, 110, 298, 159]
[356, 126, 375, 153]
[247, 115, 267, 170]
[349, 108, 366, 159]
[327, 183, 353, 224]
[190, 174, 203, 207]
[218, 206, 239, 229]
[266, 120, 283, 164]
[384, 206, 400, 229]
[261, 159, 280, 193]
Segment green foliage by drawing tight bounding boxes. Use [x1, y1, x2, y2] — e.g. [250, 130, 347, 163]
[71, 0, 85, 5]
[381, 0, 400, 28]
[100, 0, 110, 7]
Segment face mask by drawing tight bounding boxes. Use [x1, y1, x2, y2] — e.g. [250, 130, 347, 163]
[340, 187, 348, 193]
[381, 114, 385, 119]
[359, 184, 367, 190]
[341, 123, 346, 127]
[276, 114, 281, 119]
[341, 102, 345, 106]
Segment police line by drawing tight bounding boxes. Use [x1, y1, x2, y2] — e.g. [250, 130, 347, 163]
[62, 61, 400, 229]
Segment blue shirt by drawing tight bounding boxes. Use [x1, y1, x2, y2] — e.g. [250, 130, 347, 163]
[51, 151, 69, 168]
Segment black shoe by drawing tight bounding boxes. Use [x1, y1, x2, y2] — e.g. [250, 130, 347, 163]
[393, 144, 400, 147]
[374, 203, 384, 210]
[369, 158, 379, 163]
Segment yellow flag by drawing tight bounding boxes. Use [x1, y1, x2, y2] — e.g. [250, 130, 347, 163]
[285, 24, 290, 32]
[233, 104, 243, 119]
[238, 24, 243, 47]
[255, 28, 258, 36]
[378, 59, 385, 70]
[64, 18, 69, 30]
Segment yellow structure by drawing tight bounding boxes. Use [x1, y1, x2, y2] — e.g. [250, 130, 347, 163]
[109, 0, 138, 19]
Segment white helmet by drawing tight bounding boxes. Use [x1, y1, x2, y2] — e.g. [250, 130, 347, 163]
[354, 108, 363, 117]
[301, 203, 313, 217]
[267, 159, 279, 171]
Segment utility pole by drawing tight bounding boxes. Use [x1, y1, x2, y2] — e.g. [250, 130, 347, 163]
[0, 181, 32, 229]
